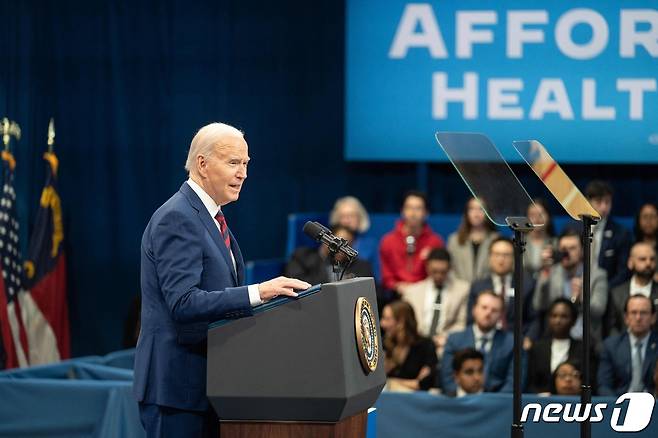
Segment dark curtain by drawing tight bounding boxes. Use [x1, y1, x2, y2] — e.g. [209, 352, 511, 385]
[1, 0, 656, 356]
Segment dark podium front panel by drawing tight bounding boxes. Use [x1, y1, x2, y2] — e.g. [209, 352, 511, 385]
[207, 277, 385, 422]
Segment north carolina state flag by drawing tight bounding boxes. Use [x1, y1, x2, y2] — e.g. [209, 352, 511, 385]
[23, 151, 70, 363]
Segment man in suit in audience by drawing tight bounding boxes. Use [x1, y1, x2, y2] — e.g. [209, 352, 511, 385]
[585, 180, 632, 289]
[534, 228, 608, 345]
[608, 242, 658, 335]
[134, 123, 311, 438]
[442, 290, 515, 394]
[466, 237, 537, 339]
[598, 294, 658, 396]
[451, 348, 485, 397]
[402, 248, 470, 357]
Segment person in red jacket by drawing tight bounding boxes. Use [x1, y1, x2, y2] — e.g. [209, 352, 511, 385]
[379, 191, 445, 296]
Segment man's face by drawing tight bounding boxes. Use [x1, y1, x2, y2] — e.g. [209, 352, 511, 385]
[624, 297, 656, 338]
[489, 241, 513, 276]
[472, 293, 503, 331]
[401, 195, 427, 229]
[589, 195, 612, 219]
[426, 259, 450, 288]
[454, 358, 484, 394]
[628, 244, 656, 279]
[198, 136, 249, 206]
[558, 235, 582, 269]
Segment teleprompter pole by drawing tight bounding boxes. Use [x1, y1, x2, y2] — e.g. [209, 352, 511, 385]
[580, 215, 597, 438]
[506, 217, 534, 438]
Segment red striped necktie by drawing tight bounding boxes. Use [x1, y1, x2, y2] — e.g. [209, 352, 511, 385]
[214, 211, 231, 250]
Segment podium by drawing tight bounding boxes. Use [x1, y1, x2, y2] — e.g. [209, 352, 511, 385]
[207, 277, 385, 437]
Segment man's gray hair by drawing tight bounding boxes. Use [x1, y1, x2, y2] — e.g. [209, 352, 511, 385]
[185, 123, 244, 174]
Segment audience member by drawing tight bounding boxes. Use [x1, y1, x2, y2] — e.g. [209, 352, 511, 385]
[527, 298, 594, 394]
[534, 228, 608, 344]
[598, 294, 658, 396]
[329, 196, 377, 269]
[379, 191, 444, 294]
[442, 291, 515, 394]
[634, 202, 658, 281]
[525, 199, 556, 278]
[467, 237, 537, 339]
[550, 361, 583, 396]
[634, 202, 658, 250]
[608, 242, 658, 335]
[402, 248, 470, 358]
[451, 348, 485, 397]
[380, 300, 438, 391]
[586, 180, 632, 288]
[447, 197, 498, 283]
[285, 225, 373, 284]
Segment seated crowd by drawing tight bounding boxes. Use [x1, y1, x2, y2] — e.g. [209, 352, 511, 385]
[286, 181, 658, 398]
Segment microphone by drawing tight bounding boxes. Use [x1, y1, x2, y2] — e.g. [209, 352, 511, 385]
[302, 221, 358, 261]
[405, 235, 416, 255]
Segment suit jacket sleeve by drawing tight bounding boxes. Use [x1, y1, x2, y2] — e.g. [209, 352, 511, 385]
[150, 210, 251, 324]
[441, 334, 458, 394]
[597, 340, 616, 396]
[590, 269, 608, 319]
[609, 226, 632, 288]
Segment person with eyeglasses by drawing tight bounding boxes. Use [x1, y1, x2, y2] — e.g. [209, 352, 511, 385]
[550, 361, 583, 396]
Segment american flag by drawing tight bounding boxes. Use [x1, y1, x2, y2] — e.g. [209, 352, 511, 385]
[0, 151, 29, 368]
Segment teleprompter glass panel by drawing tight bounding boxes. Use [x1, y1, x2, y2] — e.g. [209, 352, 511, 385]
[435, 132, 544, 228]
[513, 140, 600, 221]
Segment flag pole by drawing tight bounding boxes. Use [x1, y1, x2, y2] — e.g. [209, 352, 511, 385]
[47, 118, 55, 153]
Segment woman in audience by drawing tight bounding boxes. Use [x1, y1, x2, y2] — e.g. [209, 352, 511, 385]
[550, 361, 583, 396]
[525, 198, 556, 279]
[284, 225, 373, 284]
[527, 298, 590, 394]
[635, 202, 658, 248]
[329, 196, 377, 267]
[634, 202, 658, 281]
[447, 197, 498, 282]
[380, 300, 438, 391]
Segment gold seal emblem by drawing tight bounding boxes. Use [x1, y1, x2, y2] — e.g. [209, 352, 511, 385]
[355, 297, 379, 374]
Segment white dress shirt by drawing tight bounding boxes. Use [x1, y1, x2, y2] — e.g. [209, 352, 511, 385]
[423, 284, 442, 334]
[630, 276, 653, 298]
[186, 179, 261, 306]
[550, 338, 571, 373]
[472, 325, 494, 354]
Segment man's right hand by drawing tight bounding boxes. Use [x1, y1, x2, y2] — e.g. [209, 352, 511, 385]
[257, 276, 312, 302]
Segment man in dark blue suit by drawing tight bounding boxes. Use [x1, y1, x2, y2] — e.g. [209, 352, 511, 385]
[466, 237, 537, 339]
[586, 180, 632, 289]
[598, 294, 658, 396]
[134, 123, 310, 437]
[442, 290, 516, 394]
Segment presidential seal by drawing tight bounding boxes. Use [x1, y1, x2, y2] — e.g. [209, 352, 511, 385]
[355, 297, 379, 374]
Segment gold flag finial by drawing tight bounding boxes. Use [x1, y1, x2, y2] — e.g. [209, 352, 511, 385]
[2, 117, 21, 151]
[47, 118, 55, 153]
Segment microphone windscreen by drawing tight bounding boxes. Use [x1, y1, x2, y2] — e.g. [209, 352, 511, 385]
[302, 221, 324, 241]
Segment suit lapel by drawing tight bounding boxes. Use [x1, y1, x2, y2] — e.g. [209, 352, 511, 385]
[642, 333, 658, 381]
[229, 228, 245, 285]
[180, 182, 238, 285]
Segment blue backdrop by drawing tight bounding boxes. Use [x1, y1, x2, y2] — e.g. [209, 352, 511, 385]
[1, 0, 657, 357]
[346, 0, 658, 162]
